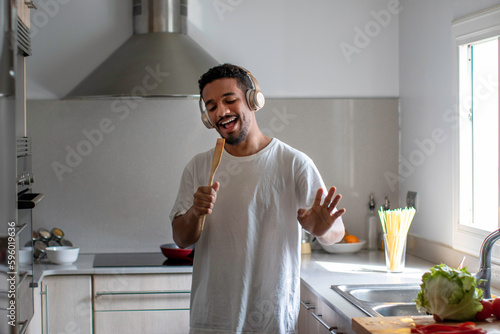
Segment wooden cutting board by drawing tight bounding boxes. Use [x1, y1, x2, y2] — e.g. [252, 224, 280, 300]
[352, 316, 500, 334]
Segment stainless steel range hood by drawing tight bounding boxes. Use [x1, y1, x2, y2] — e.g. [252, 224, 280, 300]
[66, 0, 218, 99]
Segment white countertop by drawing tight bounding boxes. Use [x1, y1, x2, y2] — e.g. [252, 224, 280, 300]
[29, 253, 193, 283]
[300, 250, 435, 326]
[28, 250, 436, 327]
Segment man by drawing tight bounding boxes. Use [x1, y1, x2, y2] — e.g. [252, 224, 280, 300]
[170, 64, 345, 334]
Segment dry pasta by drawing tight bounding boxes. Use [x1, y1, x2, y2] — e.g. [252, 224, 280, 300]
[378, 207, 416, 271]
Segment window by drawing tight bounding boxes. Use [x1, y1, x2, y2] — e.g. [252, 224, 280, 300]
[458, 37, 499, 232]
[452, 5, 500, 258]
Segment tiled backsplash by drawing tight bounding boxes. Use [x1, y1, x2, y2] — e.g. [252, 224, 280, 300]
[27, 98, 399, 253]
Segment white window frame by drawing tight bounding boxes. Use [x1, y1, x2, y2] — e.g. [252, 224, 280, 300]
[452, 5, 500, 261]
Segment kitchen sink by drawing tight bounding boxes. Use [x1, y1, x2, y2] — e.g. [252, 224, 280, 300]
[331, 283, 427, 317]
[372, 303, 424, 317]
[348, 286, 421, 303]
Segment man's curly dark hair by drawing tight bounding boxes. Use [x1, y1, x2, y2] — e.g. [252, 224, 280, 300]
[198, 63, 253, 96]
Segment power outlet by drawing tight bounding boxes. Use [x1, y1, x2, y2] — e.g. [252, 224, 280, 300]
[406, 191, 417, 210]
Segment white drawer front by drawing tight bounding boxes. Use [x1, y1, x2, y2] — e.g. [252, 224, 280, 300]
[94, 310, 190, 334]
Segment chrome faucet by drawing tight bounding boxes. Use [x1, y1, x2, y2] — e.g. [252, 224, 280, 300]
[476, 228, 500, 299]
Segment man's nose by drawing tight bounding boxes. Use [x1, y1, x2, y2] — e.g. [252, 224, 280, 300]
[215, 104, 231, 118]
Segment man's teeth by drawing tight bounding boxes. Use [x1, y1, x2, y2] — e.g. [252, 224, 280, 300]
[220, 117, 237, 128]
[222, 118, 236, 125]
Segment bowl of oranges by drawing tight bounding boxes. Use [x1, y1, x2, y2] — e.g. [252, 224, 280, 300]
[319, 230, 366, 254]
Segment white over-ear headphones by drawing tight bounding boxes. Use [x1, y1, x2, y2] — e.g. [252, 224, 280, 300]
[199, 66, 265, 129]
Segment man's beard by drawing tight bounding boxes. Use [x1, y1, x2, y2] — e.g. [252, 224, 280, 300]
[225, 126, 248, 145]
[219, 114, 249, 146]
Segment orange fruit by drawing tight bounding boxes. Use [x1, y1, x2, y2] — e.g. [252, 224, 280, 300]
[345, 235, 359, 243]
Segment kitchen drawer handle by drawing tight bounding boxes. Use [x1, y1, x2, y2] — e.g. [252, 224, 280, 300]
[299, 300, 316, 310]
[95, 290, 191, 296]
[311, 312, 339, 334]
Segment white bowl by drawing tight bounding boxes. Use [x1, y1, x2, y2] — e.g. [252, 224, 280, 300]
[320, 240, 366, 254]
[19, 247, 32, 264]
[45, 246, 80, 265]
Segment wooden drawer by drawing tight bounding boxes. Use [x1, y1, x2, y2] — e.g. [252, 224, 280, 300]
[93, 274, 192, 311]
[299, 282, 320, 333]
[94, 310, 190, 334]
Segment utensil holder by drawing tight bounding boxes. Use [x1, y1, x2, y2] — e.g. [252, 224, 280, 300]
[383, 233, 407, 272]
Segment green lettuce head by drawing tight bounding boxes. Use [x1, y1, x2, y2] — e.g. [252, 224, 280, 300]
[415, 264, 483, 321]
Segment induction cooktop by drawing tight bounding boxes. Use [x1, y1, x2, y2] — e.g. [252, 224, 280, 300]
[93, 252, 192, 267]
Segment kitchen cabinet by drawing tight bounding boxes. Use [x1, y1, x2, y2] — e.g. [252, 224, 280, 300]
[316, 297, 353, 334]
[25, 282, 40, 334]
[93, 273, 191, 334]
[299, 280, 321, 333]
[299, 281, 353, 334]
[27, 275, 93, 334]
[42, 275, 93, 334]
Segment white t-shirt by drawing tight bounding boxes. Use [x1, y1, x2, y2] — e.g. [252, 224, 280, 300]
[170, 138, 326, 334]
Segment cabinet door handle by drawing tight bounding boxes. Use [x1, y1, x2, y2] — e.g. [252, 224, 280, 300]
[41, 284, 50, 334]
[299, 300, 316, 310]
[95, 290, 191, 296]
[24, 1, 37, 9]
[311, 312, 339, 334]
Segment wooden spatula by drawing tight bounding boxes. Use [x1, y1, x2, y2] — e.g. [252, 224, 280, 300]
[200, 138, 225, 231]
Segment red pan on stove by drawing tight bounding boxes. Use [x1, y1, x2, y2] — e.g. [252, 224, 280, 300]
[160, 243, 194, 262]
